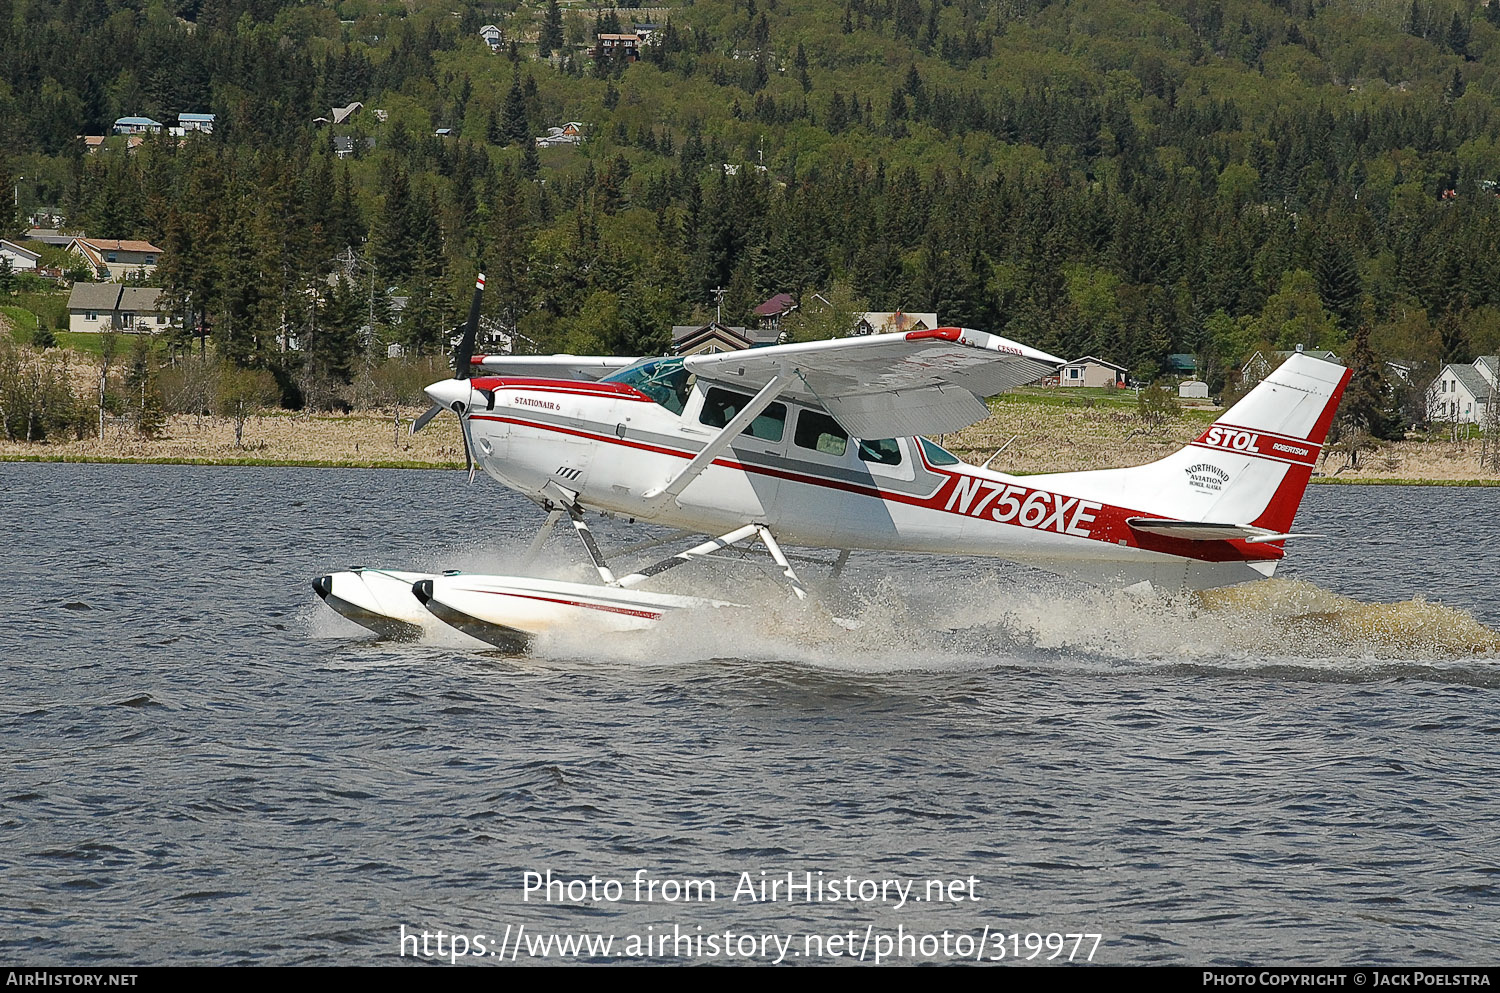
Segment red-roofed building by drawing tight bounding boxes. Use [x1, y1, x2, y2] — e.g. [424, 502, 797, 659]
[68, 237, 164, 282]
[593, 33, 642, 60]
[753, 293, 797, 330]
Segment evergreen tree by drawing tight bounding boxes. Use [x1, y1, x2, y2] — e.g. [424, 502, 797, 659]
[373, 165, 415, 282]
[1445, 66, 1465, 102]
[1448, 11, 1469, 57]
[521, 138, 540, 180]
[0, 155, 17, 240]
[1314, 234, 1362, 333]
[1339, 325, 1402, 440]
[501, 73, 529, 146]
[310, 276, 361, 385]
[538, 0, 564, 57]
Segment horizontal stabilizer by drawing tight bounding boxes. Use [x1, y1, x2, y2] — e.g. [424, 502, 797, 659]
[1126, 518, 1321, 543]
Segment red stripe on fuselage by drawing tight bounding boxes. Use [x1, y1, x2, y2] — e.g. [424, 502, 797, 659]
[467, 376, 654, 402]
[472, 403, 1282, 564]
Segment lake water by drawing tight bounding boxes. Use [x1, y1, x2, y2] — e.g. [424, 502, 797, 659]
[1, 464, 1497, 965]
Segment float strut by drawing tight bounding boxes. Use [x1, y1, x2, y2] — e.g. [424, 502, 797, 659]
[756, 527, 808, 601]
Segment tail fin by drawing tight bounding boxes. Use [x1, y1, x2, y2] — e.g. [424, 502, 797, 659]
[1024, 353, 1350, 539]
[1164, 353, 1351, 532]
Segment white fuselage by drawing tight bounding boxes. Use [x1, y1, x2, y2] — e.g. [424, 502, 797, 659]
[446, 375, 1283, 591]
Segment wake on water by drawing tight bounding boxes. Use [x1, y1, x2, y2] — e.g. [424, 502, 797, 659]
[303, 536, 1500, 679]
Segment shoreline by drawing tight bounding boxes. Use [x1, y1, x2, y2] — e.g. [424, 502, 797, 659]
[3, 405, 1497, 485]
[4, 451, 1498, 485]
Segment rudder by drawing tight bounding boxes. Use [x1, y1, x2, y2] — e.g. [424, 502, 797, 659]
[1180, 353, 1351, 533]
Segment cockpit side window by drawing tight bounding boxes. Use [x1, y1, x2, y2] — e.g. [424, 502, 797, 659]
[857, 438, 903, 466]
[600, 358, 693, 414]
[700, 387, 786, 441]
[794, 410, 848, 457]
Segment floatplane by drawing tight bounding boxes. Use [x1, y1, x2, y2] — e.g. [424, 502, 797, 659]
[314, 274, 1351, 648]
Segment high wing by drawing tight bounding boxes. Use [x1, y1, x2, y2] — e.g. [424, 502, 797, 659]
[682, 328, 1064, 437]
[472, 354, 639, 381]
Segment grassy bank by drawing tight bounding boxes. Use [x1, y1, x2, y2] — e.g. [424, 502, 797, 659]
[2, 392, 1498, 485]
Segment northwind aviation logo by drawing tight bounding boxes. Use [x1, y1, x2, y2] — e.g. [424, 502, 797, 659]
[1185, 463, 1231, 492]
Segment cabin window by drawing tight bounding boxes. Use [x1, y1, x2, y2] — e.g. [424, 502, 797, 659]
[857, 438, 903, 466]
[600, 357, 693, 414]
[699, 387, 785, 441]
[106, 253, 118, 263]
[794, 410, 847, 457]
[918, 437, 961, 466]
[85, 310, 97, 321]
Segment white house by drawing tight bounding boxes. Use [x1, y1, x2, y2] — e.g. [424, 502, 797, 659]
[179, 113, 215, 134]
[0, 239, 40, 272]
[1427, 356, 1498, 426]
[479, 24, 503, 51]
[535, 122, 585, 147]
[67, 284, 176, 333]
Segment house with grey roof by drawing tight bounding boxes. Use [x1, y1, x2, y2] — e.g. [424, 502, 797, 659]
[1241, 346, 1342, 387]
[1427, 356, 1498, 426]
[671, 322, 779, 355]
[67, 284, 176, 333]
[112, 116, 163, 135]
[179, 113, 215, 134]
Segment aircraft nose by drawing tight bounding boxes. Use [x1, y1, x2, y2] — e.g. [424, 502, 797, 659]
[424, 379, 471, 410]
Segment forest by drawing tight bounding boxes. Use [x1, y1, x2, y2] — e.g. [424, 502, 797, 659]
[3, 0, 1500, 438]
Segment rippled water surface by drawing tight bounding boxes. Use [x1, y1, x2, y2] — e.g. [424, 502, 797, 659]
[2, 464, 1497, 965]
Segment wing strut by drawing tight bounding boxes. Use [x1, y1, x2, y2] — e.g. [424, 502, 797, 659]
[642, 371, 789, 504]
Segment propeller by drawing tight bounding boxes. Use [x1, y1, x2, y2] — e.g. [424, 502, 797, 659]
[454, 398, 477, 484]
[454, 271, 484, 382]
[408, 268, 483, 483]
[412, 269, 485, 486]
[409, 400, 443, 434]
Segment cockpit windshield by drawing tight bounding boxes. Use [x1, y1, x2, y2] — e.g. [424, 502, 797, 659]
[601, 357, 694, 415]
[918, 436, 962, 466]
